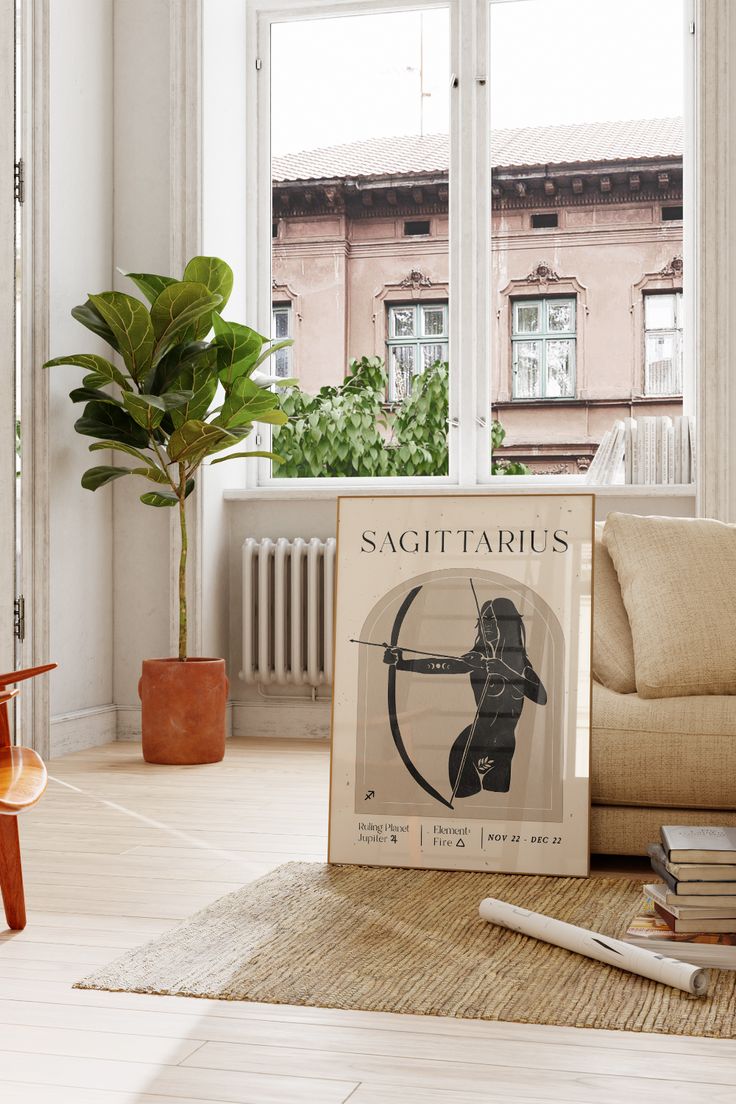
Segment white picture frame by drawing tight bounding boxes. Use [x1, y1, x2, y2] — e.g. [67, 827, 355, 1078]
[328, 493, 594, 876]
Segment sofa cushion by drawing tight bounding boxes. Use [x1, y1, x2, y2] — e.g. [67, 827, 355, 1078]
[591, 805, 736, 857]
[592, 680, 736, 809]
[592, 524, 636, 694]
[603, 512, 736, 698]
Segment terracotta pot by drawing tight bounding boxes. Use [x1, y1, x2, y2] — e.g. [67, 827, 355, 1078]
[138, 658, 228, 765]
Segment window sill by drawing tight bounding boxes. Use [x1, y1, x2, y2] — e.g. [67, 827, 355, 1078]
[223, 482, 696, 502]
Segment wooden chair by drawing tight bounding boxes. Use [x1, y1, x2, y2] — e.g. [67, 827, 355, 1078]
[0, 663, 56, 930]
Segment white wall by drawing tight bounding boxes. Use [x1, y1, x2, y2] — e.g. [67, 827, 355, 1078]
[48, 0, 115, 736]
[112, 0, 174, 730]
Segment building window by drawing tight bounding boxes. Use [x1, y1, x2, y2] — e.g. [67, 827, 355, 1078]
[386, 302, 448, 402]
[531, 212, 558, 229]
[511, 298, 576, 399]
[403, 219, 431, 236]
[272, 304, 293, 377]
[644, 291, 683, 395]
[661, 205, 683, 222]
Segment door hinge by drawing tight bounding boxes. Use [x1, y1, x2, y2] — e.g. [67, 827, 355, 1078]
[14, 595, 25, 642]
[14, 159, 25, 204]
[255, 57, 263, 71]
[688, 21, 695, 34]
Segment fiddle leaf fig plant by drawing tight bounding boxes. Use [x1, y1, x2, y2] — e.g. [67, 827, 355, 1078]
[44, 256, 291, 661]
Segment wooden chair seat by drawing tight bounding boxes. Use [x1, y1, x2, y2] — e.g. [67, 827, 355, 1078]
[0, 746, 48, 813]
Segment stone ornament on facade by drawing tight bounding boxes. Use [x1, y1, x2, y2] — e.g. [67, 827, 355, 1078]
[399, 269, 433, 290]
[525, 261, 561, 283]
[658, 254, 683, 278]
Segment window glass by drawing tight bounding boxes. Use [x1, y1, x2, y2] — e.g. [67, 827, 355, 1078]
[271, 304, 293, 377]
[644, 291, 682, 395]
[270, 8, 450, 477]
[491, 0, 685, 477]
[512, 298, 576, 399]
[386, 302, 448, 402]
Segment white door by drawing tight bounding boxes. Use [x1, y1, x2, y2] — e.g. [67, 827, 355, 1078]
[0, 0, 17, 682]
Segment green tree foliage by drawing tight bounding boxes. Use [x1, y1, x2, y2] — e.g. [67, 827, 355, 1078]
[274, 356, 531, 478]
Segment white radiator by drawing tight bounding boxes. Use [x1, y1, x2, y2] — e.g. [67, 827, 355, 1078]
[241, 537, 336, 687]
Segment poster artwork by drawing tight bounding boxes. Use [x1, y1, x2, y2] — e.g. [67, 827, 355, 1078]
[328, 494, 593, 876]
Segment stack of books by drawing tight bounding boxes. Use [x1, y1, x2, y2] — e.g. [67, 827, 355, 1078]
[625, 826, 736, 968]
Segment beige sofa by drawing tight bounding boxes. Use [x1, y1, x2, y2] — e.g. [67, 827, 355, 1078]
[591, 523, 736, 855]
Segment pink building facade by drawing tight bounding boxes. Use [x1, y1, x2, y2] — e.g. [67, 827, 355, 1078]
[272, 119, 683, 472]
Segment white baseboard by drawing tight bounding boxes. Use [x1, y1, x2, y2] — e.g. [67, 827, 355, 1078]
[50, 698, 313, 755]
[232, 698, 330, 740]
[50, 704, 118, 759]
[115, 702, 234, 741]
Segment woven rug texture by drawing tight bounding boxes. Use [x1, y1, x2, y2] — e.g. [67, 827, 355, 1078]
[76, 862, 736, 1036]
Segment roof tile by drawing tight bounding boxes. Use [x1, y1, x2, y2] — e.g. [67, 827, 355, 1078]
[273, 117, 683, 182]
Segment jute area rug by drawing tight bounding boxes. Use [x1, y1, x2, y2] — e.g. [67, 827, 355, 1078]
[76, 862, 736, 1037]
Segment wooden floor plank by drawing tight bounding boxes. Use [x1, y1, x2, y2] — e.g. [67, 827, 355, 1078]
[181, 1039, 736, 1102]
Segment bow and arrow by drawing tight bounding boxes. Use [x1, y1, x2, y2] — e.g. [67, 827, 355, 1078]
[351, 578, 546, 810]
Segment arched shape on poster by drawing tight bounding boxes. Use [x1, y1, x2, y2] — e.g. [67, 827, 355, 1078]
[354, 566, 565, 822]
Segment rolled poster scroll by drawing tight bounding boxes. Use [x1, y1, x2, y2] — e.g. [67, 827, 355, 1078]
[478, 897, 709, 996]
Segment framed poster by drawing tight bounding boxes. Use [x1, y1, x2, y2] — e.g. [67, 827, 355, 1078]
[328, 494, 594, 877]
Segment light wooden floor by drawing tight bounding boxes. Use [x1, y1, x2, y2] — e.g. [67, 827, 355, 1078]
[1, 738, 735, 1104]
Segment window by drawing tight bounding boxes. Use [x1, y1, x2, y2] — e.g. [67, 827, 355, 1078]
[272, 304, 293, 378]
[386, 302, 448, 402]
[531, 212, 558, 229]
[644, 291, 682, 395]
[511, 298, 576, 399]
[249, 0, 690, 484]
[404, 219, 431, 236]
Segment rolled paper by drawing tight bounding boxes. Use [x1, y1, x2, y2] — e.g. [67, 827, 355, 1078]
[478, 896, 709, 996]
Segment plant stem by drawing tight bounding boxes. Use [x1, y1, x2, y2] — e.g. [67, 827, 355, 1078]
[178, 463, 188, 661]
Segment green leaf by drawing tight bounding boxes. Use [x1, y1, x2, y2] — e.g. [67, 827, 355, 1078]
[69, 387, 123, 407]
[182, 257, 233, 336]
[131, 465, 170, 484]
[251, 338, 293, 372]
[148, 340, 214, 395]
[89, 440, 157, 466]
[122, 390, 193, 429]
[140, 488, 179, 507]
[140, 478, 194, 508]
[167, 420, 236, 466]
[43, 353, 130, 391]
[70, 301, 119, 351]
[88, 292, 155, 381]
[213, 375, 288, 429]
[122, 392, 165, 430]
[211, 315, 264, 387]
[74, 401, 150, 449]
[150, 282, 223, 365]
[81, 465, 133, 491]
[209, 450, 284, 465]
[170, 357, 218, 429]
[121, 271, 177, 305]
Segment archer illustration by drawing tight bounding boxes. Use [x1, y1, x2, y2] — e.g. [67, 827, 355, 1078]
[352, 580, 547, 809]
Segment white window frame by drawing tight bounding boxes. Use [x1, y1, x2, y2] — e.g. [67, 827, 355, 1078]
[511, 297, 577, 400]
[643, 290, 683, 396]
[244, 0, 698, 493]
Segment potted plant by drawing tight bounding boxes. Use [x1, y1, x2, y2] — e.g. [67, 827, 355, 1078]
[44, 256, 290, 764]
